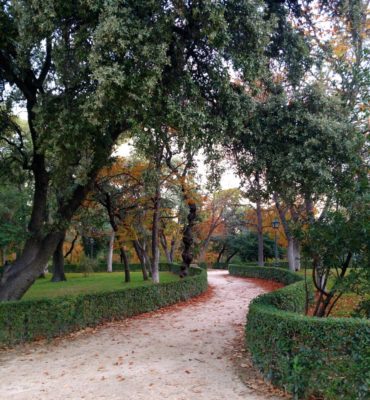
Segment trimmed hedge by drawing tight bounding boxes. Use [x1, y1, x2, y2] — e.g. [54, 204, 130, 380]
[0, 266, 207, 347]
[62, 262, 175, 273]
[229, 265, 370, 400]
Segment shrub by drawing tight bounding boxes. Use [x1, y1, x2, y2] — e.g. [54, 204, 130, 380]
[62, 262, 175, 273]
[0, 266, 207, 346]
[353, 298, 370, 319]
[229, 265, 370, 400]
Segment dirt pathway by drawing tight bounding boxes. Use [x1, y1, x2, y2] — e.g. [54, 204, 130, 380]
[0, 270, 286, 400]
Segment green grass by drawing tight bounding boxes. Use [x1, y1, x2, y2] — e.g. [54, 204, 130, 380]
[23, 272, 179, 301]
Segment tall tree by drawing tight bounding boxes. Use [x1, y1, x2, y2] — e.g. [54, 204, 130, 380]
[0, 1, 169, 300]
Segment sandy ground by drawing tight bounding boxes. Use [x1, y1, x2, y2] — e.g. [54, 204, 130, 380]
[0, 270, 287, 400]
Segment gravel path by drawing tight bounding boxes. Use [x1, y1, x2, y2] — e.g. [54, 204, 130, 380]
[0, 270, 285, 400]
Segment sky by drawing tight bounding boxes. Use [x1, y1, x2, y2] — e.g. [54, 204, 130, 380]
[114, 142, 241, 191]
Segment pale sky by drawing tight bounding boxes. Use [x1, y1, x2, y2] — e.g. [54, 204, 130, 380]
[114, 142, 241, 190]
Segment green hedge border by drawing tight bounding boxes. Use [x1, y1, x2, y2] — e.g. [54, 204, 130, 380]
[62, 262, 175, 273]
[229, 265, 370, 400]
[0, 266, 207, 347]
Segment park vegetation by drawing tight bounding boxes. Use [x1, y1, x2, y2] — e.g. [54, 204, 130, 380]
[0, 0, 368, 355]
[0, 0, 368, 313]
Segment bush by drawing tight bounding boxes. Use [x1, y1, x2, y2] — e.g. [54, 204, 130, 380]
[229, 265, 370, 400]
[0, 266, 207, 347]
[62, 262, 174, 273]
[353, 298, 370, 319]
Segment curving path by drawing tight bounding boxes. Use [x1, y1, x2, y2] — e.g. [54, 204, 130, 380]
[0, 270, 285, 400]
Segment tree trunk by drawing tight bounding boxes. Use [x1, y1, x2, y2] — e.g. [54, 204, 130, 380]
[107, 230, 115, 272]
[287, 237, 295, 272]
[0, 231, 65, 300]
[151, 183, 161, 283]
[51, 232, 67, 282]
[225, 251, 238, 267]
[198, 234, 212, 264]
[293, 239, 301, 271]
[169, 238, 176, 263]
[216, 244, 226, 264]
[181, 200, 197, 277]
[274, 194, 295, 271]
[133, 239, 148, 281]
[120, 247, 130, 283]
[256, 196, 264, 267]
[160, 232, 172, 263]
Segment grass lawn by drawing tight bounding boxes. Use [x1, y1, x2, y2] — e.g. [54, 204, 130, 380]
[23, 272, 179, 301]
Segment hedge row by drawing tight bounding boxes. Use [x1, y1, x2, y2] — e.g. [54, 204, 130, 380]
[0, 266, 207, 347]
[62, 262, 175, 273]
[229, 265, 370, 400]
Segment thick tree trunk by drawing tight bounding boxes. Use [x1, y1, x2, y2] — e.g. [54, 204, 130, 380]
[51, 232, 67, 282]
[151, 184, 161, 283]
[120, 247, 130, 283]
[293, 239, 301, 271]
[287, 237, 295, 272]
[256, 197, 264, 267]
[274, 194, 296, 271]
[0, 231, 64, 300]
[107, 230, 115, 272]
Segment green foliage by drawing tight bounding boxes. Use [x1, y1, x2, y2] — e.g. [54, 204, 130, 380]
[237, 232, 284, 262]
[0, 266, 207, 346]
[230, 265, 370, 400]
[353, 298, 370, 319]
[229, 265, 302, 285]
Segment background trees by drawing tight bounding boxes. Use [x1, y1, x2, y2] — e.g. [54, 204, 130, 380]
[0, 0, 367, 309]
[0, 0, 273, 299]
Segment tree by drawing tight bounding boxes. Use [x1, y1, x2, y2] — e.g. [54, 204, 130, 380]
[0, 1, 169, 300]
[197, 189, 242, 262]
[92, 158, 146, 282]
[303, 179, 369, 317]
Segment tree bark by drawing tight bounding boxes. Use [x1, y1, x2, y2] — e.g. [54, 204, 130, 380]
[274, 194, 295, 271]
[151, 181, 161, 283]
[160, 232, 172, 263]
[225, 251, 238, 267]
[293, 238, 301, 271]
[198, 234, 212, 264]
[216, 244, 226, 264]
[133, 239, 148, 281]
[169, 238, 176, 263]
[287, 238, 295, 272]
[0, 231, 65, 300]
[120, 246, 130, 283]
[181, 200, 197, 277]
[107, 230, 115, 272]
[51, 232, 67, 282]
[256, 196, 264, 267]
